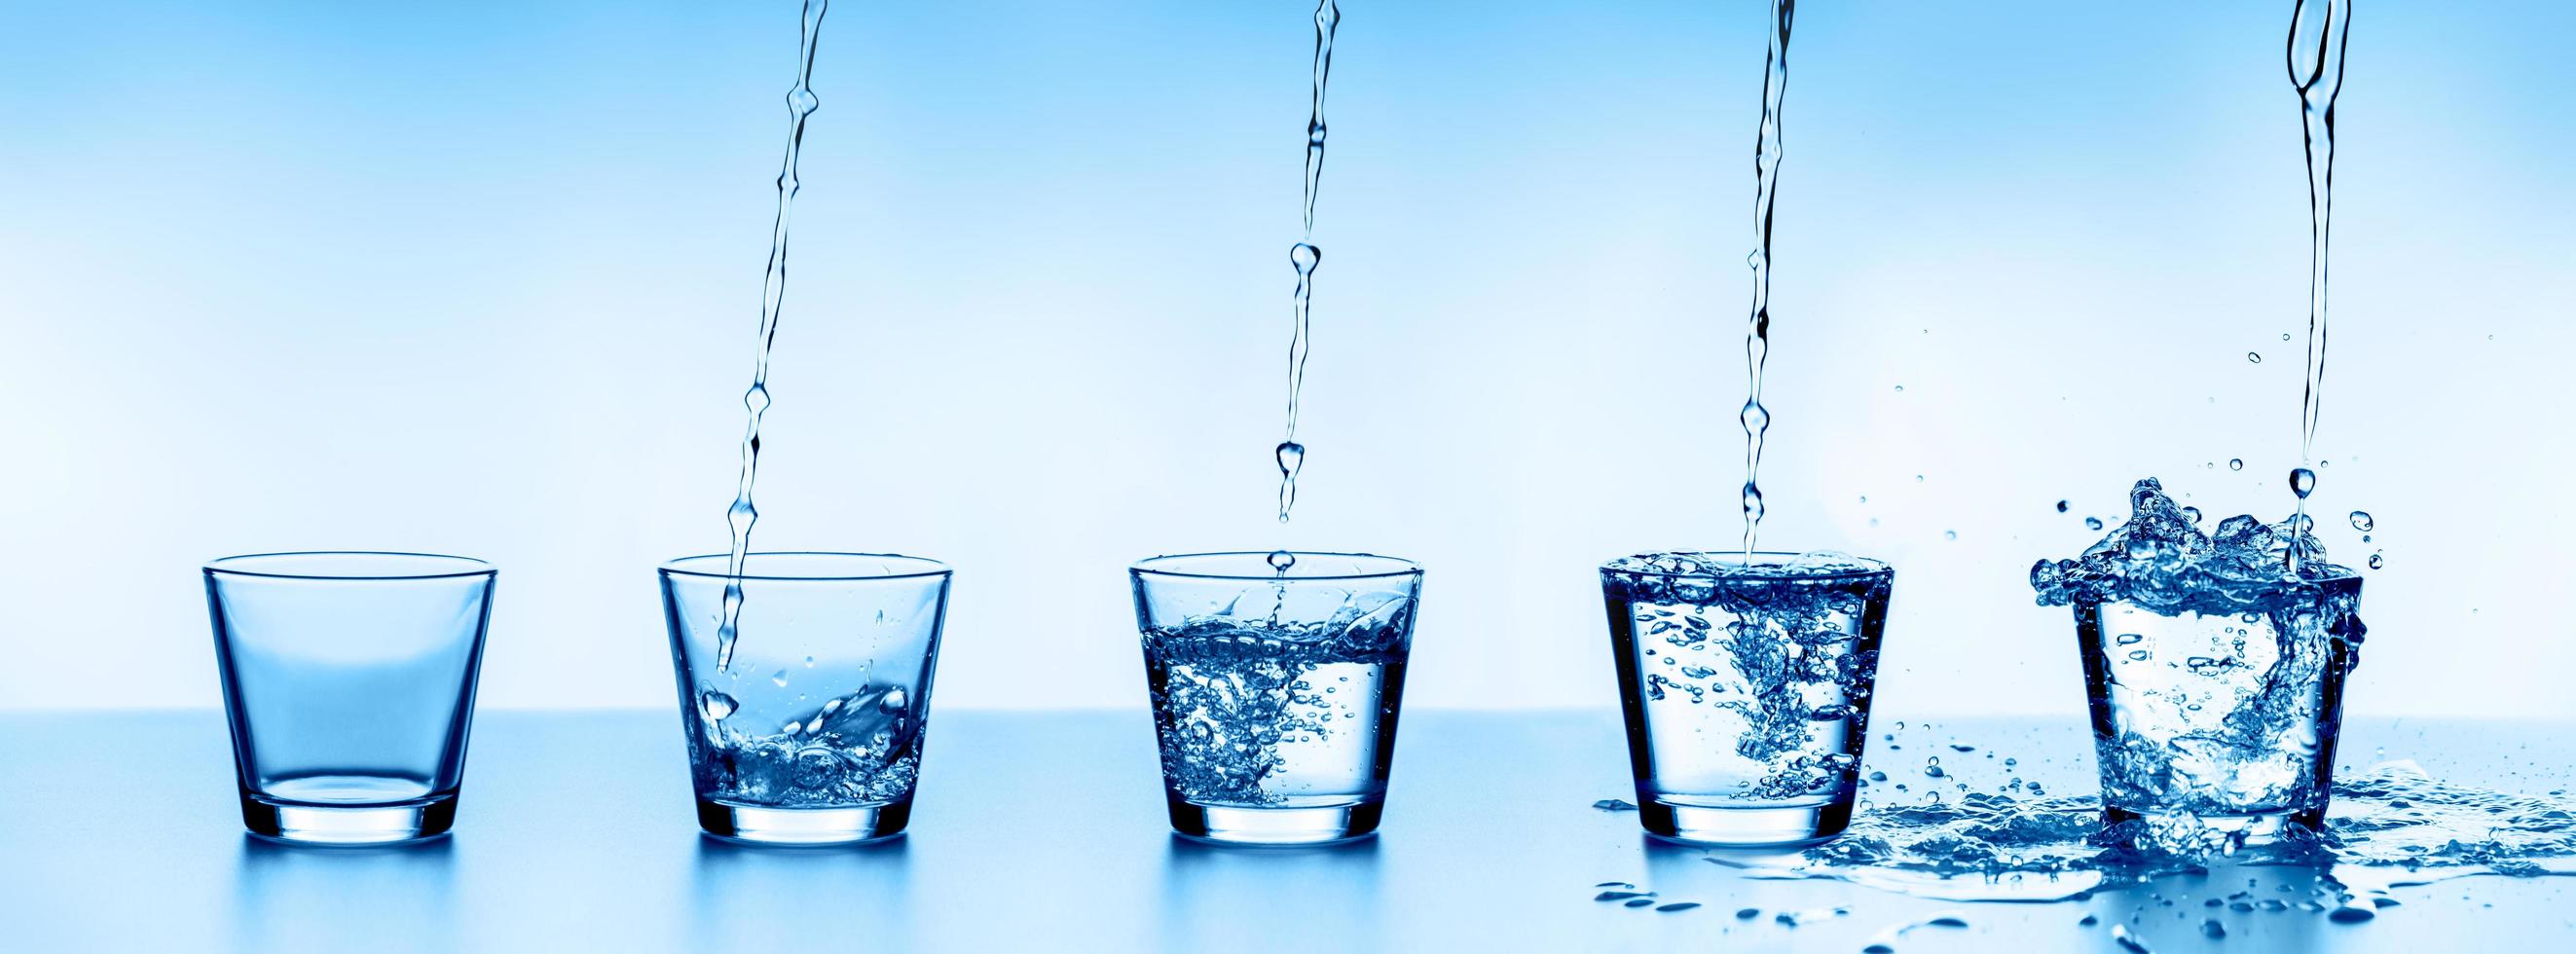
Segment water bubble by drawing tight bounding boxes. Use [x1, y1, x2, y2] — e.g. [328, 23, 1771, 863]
[878, 687, 908, 713]
[2228, 459, 2245, 471]
[2084, 517, 2105, 531]
[698, 688, 737, 721]
[2247, 351, 2263, 364]
[2056, 499, 2070, 512]
[2349, 510, 2374, 532]
[2290, 467, 2317, 498]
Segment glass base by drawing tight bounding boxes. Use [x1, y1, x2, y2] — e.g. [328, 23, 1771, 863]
[240, 792, 457, 845]
[695, 799, 910, 846]
[1166, 797, 1382, 846]
[1638, 798, 1850, 848]
[2102, 805, 2321, 847]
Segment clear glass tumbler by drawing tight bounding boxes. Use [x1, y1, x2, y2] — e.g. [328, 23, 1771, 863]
[204, 552, 498, 845]
[1599, 551, 1894, 847]
[2072, 573, 2365, 845]
[660, 552, 951, 846]
[1129, 552, 1423, 846]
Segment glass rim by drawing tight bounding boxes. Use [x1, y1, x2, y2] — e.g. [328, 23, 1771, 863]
[1599, 550, 1892, 580]
[203, 551, 496, 581]
[658, 551, 952, 582]
[1130, 550, 1422, 582]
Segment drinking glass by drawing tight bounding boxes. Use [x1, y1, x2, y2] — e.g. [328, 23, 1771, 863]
[661, 552, 951, 845]
[205, 551, 497, 845]
[2072, 572, 2365, 845]
[1129, 552, 1423, 845]
[1599, 551, 1893, 847]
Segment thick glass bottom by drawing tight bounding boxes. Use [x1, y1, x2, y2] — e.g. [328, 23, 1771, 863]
[1638, 797, 1850, 848]
[2101, 805, 2322, 847]
[695, 799, 910, 846]
[1166, 796, 1382, 846]
[239, 790, 458, 846]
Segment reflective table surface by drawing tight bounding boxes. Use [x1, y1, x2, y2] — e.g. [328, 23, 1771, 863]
[1, 712, 2567, 951]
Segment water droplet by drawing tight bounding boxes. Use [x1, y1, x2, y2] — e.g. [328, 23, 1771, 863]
[2084, 517, 2104, 531]
[2116, 633, 2145, 645]
[2348, 510, 2374, 532]
[2368, 553, 2383, 569]
[1734, 908, 1761, 920]
[1915, 474, 1925, 483]
[2290, 467, 2317, 498]
[1268, 550, 1298, 572]
[2248, 351, 2263, 363]
[698, 688, 736, 721]
[2327, 904, 2375, 923]
[878, 687, 908, 713]
[1944, 530, 1957, 541]
[2200, 919, 2226, 938]
[770, 669, 789, 687]
[1655, 902, 1701, 913]
[2055, 499, 2070, 512]
[1893, 385, 1904, 392]
[2182, 506, 2202, 525]
[802, 655, 815, 667]
[2127, 649, 2151, 661]
[2228, 459, 2245, 471]
[2282, 332, 2293, 341]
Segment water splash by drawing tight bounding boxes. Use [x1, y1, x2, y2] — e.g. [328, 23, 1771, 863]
[1739, 0, 1794, 553]
[2031, 478, 2351, 616]
[715, 0, 830, 675]
[1275, 0, 1339, 524]
[2285, 0, 2351, 517]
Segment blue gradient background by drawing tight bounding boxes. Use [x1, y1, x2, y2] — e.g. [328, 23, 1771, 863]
[2, 1, 2569, 716]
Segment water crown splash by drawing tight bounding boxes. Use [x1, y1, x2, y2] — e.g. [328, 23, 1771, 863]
[1739, 0, 1793, 553]
[2283, 0, 2349, 539]
[716, 0, 830, 674]
[1274, 0, 1339, 526]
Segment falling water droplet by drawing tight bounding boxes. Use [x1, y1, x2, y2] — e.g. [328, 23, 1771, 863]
[1268, 550, 1298, 573]
[1944, 530, 1957, 541]
[2348, 510, 2373, 532]
[2084, 517, 2105, 532]
[2228, 459, 2245, 471]
[878, 687, 908, 713]
[1893, 385, 1904, 392]
[2368, 553, 2383, 569]
[2290, 467, 2317, 498]
[2055, 499, 2070, 512]
[2248, 351, 2263, 364]
[1273, 440, 1306, 523]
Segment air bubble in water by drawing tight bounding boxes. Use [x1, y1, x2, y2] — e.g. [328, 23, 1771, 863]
[2348, 510, 2373, 532]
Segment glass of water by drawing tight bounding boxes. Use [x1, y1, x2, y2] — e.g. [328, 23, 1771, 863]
[1129, 552, 1423, 846]
[1599, 551, 1894, 847]
[204, 552, 498, 845]
[2071, 573, 2365, 846]
[660, 552, 951, 846]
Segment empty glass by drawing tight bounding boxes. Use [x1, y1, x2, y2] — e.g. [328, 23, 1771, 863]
[1599, 551, 1894, 847]
[1129, 552, 1423, 846]
[204, 552, 498, 845]
[2072, 573, 2365, 845]
[661, 552, 951, 845]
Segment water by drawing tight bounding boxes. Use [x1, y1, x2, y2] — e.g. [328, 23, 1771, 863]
[1274, 0, 1339, 524]
[2033, 479, 2363, 841]
[1601, 551, 1888, 820]
[2285, 0, 2351, 514]
[1738, 0, 1794, 553]
[690, 682, 922, 809]
[1143, 599, 1409, 809]
[714, 0, 830, 675]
